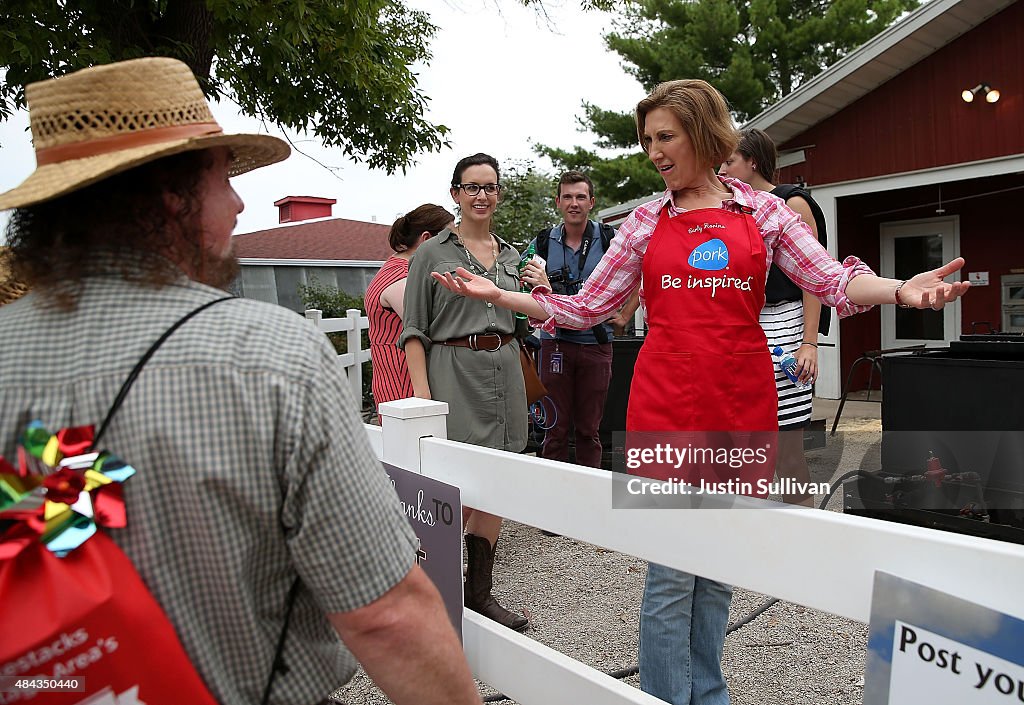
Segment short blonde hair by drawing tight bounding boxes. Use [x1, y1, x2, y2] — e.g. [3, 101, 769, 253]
[636, 80, 739, 169]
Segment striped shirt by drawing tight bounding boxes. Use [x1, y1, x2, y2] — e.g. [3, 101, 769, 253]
[366, 256, 414, 412]
[0, 271, 417, 705]
[531, 177, 876, 331]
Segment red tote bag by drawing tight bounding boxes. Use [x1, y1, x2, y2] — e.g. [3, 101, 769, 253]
[0, 532, 218, 704]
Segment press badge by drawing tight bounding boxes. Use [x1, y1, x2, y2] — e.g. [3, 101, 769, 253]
[549, 352, 563, 374]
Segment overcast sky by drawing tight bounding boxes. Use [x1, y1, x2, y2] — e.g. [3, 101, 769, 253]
[0, 1, 645, 237]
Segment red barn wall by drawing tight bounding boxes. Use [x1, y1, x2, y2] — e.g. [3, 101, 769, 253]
[777, 1, 1024, 188]
[836, 173, 1024, 389]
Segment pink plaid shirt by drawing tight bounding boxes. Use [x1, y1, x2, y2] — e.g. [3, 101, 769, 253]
[531, 176, 875, 332]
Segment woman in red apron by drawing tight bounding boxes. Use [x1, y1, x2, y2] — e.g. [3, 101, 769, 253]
[435, 80, 968, 705]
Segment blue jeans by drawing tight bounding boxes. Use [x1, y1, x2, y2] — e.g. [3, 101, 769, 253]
[639, 563, 733, 705]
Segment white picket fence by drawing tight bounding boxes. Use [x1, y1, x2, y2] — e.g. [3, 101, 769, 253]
[304, 308, 370, 405]
[307, 309, 1024, 704]
[367, 399, 1024, 705]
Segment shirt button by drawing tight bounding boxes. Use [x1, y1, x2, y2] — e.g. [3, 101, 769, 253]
[497, 365, 502, 371]
[498, 418, 505, 424]
[486, 302, 493, 308]
[498, 392, 504, 398]
[489, 322, 496, 328]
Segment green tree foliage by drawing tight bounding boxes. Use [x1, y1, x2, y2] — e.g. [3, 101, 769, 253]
[538, 0, 919, 202]
[491, 160, 560, 251]
[606, 0, 917, 120]
[0, 0, 447, 173]
[535, 142, 665, 208]
[0, 0, 616, 173]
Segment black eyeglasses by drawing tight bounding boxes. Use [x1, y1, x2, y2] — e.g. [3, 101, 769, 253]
[456, 183, 502, 196]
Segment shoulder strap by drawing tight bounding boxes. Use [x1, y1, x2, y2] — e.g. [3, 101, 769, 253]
[91, 296, 234, 448]
[771, 184, 801, 201]
[535, 227, 553, 262]
[598, 222, 615, 251]
[774, 184, 828, 246]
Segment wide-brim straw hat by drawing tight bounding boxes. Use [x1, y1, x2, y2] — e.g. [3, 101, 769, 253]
[0, 57, 290, 211]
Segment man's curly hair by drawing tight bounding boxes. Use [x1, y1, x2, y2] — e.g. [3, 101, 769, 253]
[4, 150, 217, 310]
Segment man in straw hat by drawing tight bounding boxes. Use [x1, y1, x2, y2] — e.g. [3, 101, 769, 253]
[0, 58, 481, 705]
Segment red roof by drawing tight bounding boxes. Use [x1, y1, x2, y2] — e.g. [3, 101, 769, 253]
[273, 196, 337, 207]
[233, 218, 393, 261]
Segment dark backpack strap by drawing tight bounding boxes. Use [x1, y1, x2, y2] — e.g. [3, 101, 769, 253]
[535, 227, 552, 262]
[590, 223, 616, 344]
[771, 183, 801, 202]
[261, 577, 301, 705]
[91, 296, 234, 448]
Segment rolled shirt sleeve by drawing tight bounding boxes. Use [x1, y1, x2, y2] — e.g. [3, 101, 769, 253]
[758, 188, 876, 319]
[398, 241, 436, 351]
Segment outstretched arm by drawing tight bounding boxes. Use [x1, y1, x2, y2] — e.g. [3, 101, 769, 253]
[845, 257, 970, 309]
[772, 200, 968, 315]
[432, 267, 549, 319]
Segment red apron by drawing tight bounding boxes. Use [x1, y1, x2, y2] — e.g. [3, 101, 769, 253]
[626, 206, 777, 495]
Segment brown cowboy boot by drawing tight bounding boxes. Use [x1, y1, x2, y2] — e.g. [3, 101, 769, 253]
[463, 533, 529, 632]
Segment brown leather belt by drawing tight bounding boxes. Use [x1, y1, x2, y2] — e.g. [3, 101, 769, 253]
[439, 333, 514, 352]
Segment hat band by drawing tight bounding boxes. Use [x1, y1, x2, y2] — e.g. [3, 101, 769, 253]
[35, 122, 224, 166]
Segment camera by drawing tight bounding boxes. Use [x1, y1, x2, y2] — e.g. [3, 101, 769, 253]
[547, 266, 579, 295]
[546, 265, 610, 343]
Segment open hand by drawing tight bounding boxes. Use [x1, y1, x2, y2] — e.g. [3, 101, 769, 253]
[900, 257, 971, 309]
[431, 267, 502, 302]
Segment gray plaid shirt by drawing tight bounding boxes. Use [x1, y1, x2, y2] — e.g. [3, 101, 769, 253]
[0, 273, 417, 704]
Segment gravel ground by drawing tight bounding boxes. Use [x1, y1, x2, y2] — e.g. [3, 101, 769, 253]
[334, 414, 884, 705]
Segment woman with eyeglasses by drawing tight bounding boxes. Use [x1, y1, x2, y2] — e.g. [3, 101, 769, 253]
[366, 203, 454, 422]
[399, 153, 536, 632]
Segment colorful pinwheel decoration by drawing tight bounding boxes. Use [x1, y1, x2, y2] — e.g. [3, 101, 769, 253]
[0, 421, 135, 558]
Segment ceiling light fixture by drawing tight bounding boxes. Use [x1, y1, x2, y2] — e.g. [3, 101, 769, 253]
[962, 83, 1000, 103]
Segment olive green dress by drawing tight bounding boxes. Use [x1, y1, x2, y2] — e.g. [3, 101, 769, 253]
[399, 228, 528, 452]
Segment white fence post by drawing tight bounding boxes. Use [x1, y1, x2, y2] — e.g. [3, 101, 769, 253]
[378, 398, 448, 472]
[345, 308, 362, 404]
[304, 308, 323, 327]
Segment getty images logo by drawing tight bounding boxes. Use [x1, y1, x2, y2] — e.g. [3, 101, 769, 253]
[688, 239, 729, 271]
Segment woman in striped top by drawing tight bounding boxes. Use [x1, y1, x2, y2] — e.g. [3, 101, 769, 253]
[720, 129, 829, 506]
[366, 204, 453, 419]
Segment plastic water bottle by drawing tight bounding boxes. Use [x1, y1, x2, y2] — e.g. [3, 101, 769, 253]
[772, 346, 811, 389]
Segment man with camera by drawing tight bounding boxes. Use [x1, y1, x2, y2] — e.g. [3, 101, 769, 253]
[528, 171, 616, 474]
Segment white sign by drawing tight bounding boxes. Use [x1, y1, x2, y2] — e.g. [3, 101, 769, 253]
[890, 621, 1024, 704]
[969, 271, 990, 286]
[864, 572, 1024, 705]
